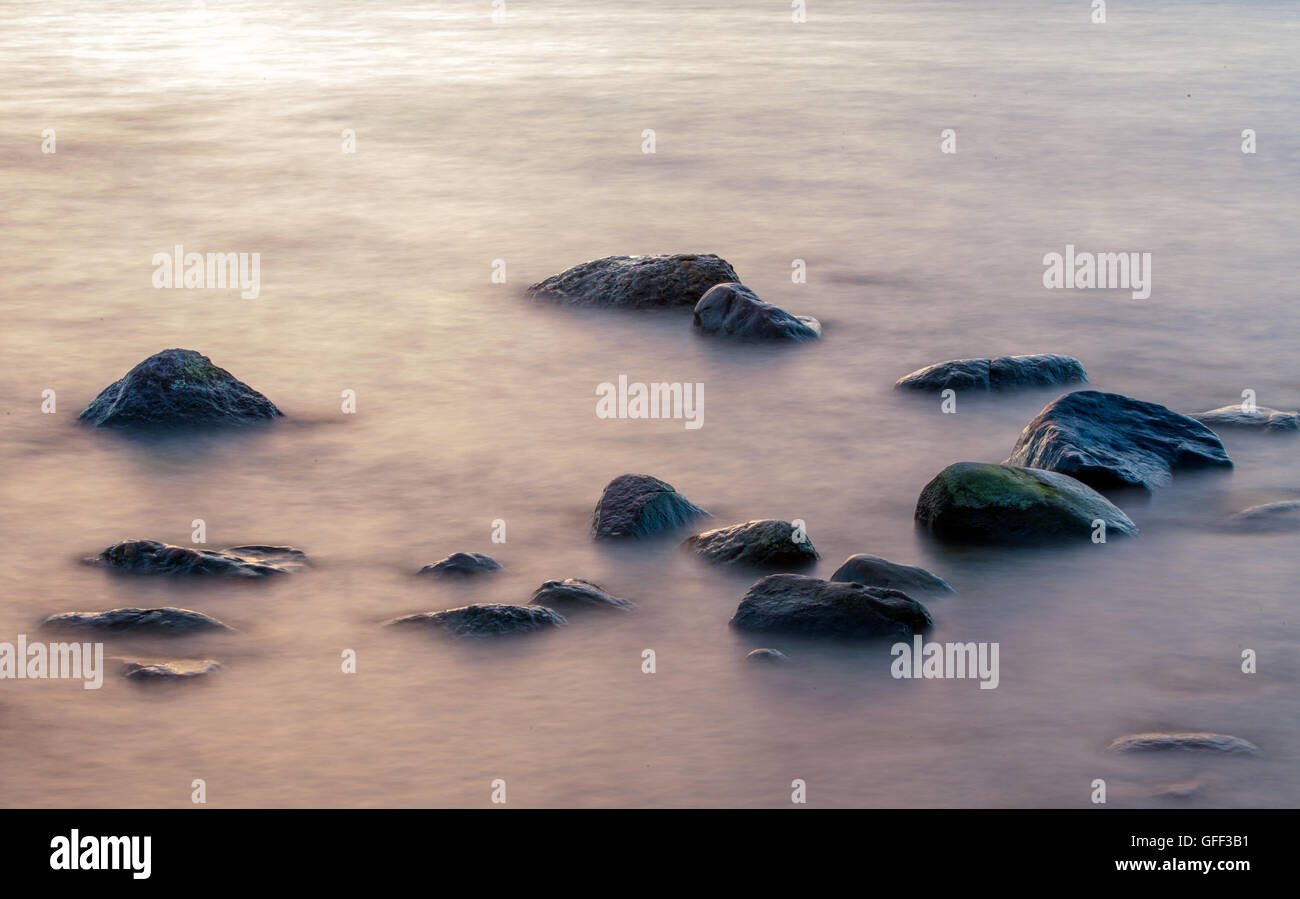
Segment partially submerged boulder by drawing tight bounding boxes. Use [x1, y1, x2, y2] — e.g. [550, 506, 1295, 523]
[385, 604, 566, 638]
[1006, 390, 1231, 490]
[529, 254, 739, 309]
[692, 283, 821, 341]
[746, 648, 789, 663]
[830, 554, 954, 593]
[895, 354, 1086, 391]
[592, 474, 707, 538]
[1226, 501, 1300, 533]
[530, 578, 635, 611]
[683, 519, 818, 568]
[730, 573, 932, 638]
[1107, 733, 1259, 755]
[78, 348, 281, 428]
[120, 659, 222, 681]
[1190, 405, 1299, 432]
[89, 540, 307, 577]
[418, 552, 503, 578]
[915, 462, 1138, 543]
[41, 607, 233, 634]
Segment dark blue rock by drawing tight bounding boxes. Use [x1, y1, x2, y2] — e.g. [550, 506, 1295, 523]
[41, 607, 234, 633]
[895, 354, 1086, 391]
[530, 578, 635, 611]
[692, 283, 821, 341]
[683, 519, 818, 567]
[385, 604, 566, 638]
[529, 254, 739, 309]
[830, 554, 954, 593]
[729, 573, 932, 638]
[592, 474, 708, 538]
[90, 540, 307, 577]
[418, 552, 503, 578]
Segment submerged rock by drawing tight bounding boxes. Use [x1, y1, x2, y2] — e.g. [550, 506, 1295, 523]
[1006, 390, 1232, 490]
[915, 462, 1138, 543]
[418, 552, 503, 578]
[1226, 501, 1300, 533]
[529, 254, 739, 309]
[692, 283, 821, 341]
[830, 554, 954, 593]
[530, 578, 635, 611]
[385, 604, 566, 638]
[1190, 405, 1300, 432]
[120, 659, 222, 681]
[89, 540, 307, 577]
[78, 348, 281, 428]
[730, 573, 932, 638]
[895, 354, 1086, 391]
[1107, 733, 1259, 755]
[41, 607, 233, 634]
[592, 474, 708, 538]
[683, 519, 818, 568]
[746, 648, 789, 663]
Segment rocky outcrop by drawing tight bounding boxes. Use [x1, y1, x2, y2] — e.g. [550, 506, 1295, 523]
[385, 604, 566, 638]
[1107, 733, 1259, 755]
[529, 254, 739, 309]
[729, 573, 932, 638]
[692, 283, 821, 341]
[830, 554, 954, 593]
[41, 607, 234, 634]
[592, 474, 707, 538]
[1226, 501, 1300, 533]
[683, 519, 818, 568]
[120, 659, 222, 680]
[1190, 405, 1299, 432]
[78, 349, 281, 428]
[530, 578, 635, 611]
[418, 552, 503, 577]
[88, 540, 307, 577]
[895, 354, 1086, 391]
[1006, 391, 1232, 490]
[914, 462, 1138, 543]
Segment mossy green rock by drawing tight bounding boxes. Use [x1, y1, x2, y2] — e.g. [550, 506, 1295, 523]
[915, 462, 1137, 543]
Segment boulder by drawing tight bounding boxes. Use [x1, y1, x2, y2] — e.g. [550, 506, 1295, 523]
[746, 648, 789, 663]
[418, 552, 503, 577]
[120, 659, 222, 680]
[385, 604, 566, 638]
[895, 354, 1086, 391]
[1107, 733, 1259, 755]
[89, 540, 307, 577]
[692, 283, 821, 341]
[78, 348, 281, 428]
[530, 578, 635, 611]
[1190, 405, 1299, 432]
[915, 462, 1137, 543]
[683, 519, 818, 568]
[1226, 501, 1300, 533]
[830, 554, 954, 593]
[529, 254, 739, 309]
[592, 474, 707, 538]
[1006, 390, 1232, 490]
[41, 607, 233, 634]
[730, 573, 932, 638]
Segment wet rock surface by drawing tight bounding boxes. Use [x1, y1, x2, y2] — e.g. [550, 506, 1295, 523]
[1107, 733, 1259, 755]
[89, 540, 308, 577]
[1006, 390, 1232, 490]
[830, 554, 954, 593]
[914, 461, 1138, 543]
[895, 354, 1086, 391]
[41, 607, 234, 634]
[1226, 501, 1300, 533]
[683, 519, 818, 568]
[529, 578, 635, 611]
[745, 648, 789, 663]
[1190, 405, 1300, 432]
[120, 659, 222, 680]
[78, 348, 281, 428]
[592, 474, 708, 538]
[730, 573, 933, 638]
[529, 254, 740, 309]
[386, 603, 567, 638]
[692, 283, 821, 341]
[418, 552, 503, 577]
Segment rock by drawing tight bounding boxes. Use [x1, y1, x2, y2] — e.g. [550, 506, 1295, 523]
[830, 554, 954, 593]
[418, 552, 503, 578]
[730, 573, 932, 638]
[592, 474, 708, 538]
[692, 283, 821, 341]
[895, 354, 1086, 391]
[1107, 733, 1259, 755]
[1006, 390, 1232, 490]
[914, 462, 1138, 543]
[1190, 405, 1300, 432]
[385, 604, 566, 638]
[120, 659, 222, 681]
[41, 608, 234, 634]
[89, 540, 307, 577]
[746, 648, 789, 663]
[530, 578, 635, 611]
[1226, 501, 1300, 533]
[529, 254, 740, 309]
[78, 348, 281, 428]
[683, 519, 818, 568]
